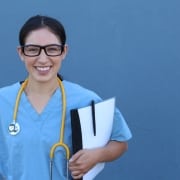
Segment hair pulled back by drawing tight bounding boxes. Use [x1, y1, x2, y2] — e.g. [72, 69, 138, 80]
[19, 15, 66, 46]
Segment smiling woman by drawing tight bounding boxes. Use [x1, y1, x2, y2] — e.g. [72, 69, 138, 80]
[0, 15, 132, 180]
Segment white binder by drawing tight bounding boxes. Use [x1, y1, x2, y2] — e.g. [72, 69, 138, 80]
[71, 98, 115, 180]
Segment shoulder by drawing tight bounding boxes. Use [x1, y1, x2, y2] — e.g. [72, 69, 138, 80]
[63, 80, 99, 97]
[0, 82, 20, 104]
[63, 80, 102, 107]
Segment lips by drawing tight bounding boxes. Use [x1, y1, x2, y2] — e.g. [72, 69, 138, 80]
[36, 66, 51, 71]
[35, 66, 52, 75]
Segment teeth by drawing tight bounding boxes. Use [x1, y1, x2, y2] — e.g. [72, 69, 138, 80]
[36, 66, 50, 71]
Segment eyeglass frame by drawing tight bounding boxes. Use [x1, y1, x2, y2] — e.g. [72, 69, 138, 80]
[21, 44, 64, 57]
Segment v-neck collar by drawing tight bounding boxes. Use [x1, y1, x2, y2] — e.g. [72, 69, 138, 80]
[20, 88, 61, 122]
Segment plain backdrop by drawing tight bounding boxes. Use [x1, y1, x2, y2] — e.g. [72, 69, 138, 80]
[0, 0, 179, 179]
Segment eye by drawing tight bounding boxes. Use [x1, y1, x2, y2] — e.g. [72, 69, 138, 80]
[46, 46, 61, 52]
[25, 46, 39, 53]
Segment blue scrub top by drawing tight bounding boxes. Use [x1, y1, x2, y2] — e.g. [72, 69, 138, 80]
[0, 80, 132, 180]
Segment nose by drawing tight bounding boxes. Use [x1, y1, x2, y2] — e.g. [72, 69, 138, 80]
[37, 49, 49, 62]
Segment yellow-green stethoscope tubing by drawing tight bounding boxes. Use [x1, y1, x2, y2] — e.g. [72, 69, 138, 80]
[11, 78, 70, 161]
[50, 78, 70, 160]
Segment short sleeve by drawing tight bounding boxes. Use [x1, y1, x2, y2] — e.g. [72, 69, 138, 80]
[0, 115, 8, 179]
[110, 108, 132, 141]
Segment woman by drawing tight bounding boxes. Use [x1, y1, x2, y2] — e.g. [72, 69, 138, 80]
[0, 15, 132, 180]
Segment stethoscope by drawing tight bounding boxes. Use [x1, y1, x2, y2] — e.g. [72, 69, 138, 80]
[8, 77, 70, 180]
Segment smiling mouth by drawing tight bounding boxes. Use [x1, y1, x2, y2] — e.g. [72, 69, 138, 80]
[36, 66, 51, 71]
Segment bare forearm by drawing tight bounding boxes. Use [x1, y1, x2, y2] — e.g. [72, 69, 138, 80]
[96, 140, 128, 162]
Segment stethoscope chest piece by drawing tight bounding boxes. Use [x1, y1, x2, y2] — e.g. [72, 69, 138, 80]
[8, 121, 20, 135]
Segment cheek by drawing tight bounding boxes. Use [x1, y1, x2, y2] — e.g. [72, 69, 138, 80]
[54, 57, 64, 67]
[56, 61, 62, 71]
[24, 63, 30, 71]
[24, 60, 34, 70]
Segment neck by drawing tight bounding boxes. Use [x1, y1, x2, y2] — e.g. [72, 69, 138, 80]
[25, 77, 59, 96]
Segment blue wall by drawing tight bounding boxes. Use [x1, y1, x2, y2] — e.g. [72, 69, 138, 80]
[0, 0, 179, 179]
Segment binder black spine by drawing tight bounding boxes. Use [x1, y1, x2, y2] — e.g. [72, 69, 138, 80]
[70, 109, 83, 180]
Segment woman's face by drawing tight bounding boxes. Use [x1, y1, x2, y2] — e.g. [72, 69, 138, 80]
[17, 28, 67, 83]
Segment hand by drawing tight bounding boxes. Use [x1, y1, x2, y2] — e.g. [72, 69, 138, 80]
[69, 149, 99, 179]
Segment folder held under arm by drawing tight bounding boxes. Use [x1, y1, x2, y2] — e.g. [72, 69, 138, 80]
[70, 97, 115, 180]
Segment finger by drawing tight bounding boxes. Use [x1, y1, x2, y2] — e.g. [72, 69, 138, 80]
[69, 150, 83, 163]
[72, 173, 84, 179]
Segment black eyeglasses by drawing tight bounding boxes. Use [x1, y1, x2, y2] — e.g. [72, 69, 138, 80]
[21, 44, 64, 57]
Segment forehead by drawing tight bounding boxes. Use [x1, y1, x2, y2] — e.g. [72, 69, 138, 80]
[25, 28, 61, 45]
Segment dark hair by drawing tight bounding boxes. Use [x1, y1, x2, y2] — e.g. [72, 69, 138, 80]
[19, 15, 66, 46]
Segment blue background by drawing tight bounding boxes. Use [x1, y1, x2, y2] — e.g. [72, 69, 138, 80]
[0, 0, 180, 179]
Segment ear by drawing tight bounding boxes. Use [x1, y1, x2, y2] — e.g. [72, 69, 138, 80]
[17, 46, 25, 62]
[61, 44, 68, 60]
